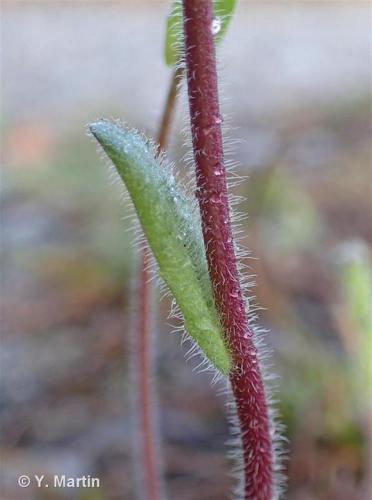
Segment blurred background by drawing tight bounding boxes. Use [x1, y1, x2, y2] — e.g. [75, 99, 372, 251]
[1, 1, 371, 499]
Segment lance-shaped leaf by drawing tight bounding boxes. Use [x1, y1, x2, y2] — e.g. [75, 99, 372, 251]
[90, 120, 231, 374]
[164, 0, 237, 67]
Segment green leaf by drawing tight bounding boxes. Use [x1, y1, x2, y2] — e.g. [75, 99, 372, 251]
[90, 120, 231, 374]
[164, 0, 237, 67]
[164, 1, 182, 68]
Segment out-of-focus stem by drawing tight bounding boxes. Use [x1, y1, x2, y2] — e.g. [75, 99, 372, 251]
[134, 65, 183, 500]
[182, 1, 273, 498]
[157, 65, 184, 153]
[136, 248, 160, 500]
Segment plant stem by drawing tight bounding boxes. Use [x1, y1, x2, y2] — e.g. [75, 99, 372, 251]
[157, 65, 184, 153]
[134, 65, 182, 500]
[182, 1, 273, 498]
[136, 248, 160, 500]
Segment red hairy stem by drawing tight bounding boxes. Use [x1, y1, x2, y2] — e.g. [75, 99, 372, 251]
[182, 1, 273, 498]
[134, 66, 183, 500]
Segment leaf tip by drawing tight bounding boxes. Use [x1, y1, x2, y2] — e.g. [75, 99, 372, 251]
[89, 119, 109, 143]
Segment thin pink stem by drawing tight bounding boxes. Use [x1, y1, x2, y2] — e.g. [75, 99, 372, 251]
[182, 1, 273, 498]
[134, 66, 183, 500]
[136, 249, 161, 500]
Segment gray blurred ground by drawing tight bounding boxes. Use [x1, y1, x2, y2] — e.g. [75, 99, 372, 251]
[3, 1, 369, 130]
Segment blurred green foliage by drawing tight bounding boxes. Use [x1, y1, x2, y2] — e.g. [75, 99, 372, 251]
[339, 244, 372, 405]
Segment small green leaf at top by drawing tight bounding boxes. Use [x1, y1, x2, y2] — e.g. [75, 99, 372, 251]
[164, 0, 237, 67]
